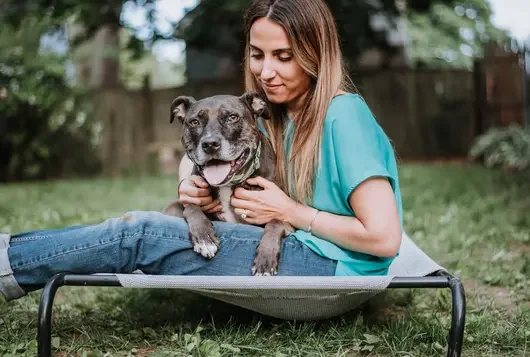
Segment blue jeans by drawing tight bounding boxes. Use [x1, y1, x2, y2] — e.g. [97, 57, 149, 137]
[0, 211, 337, 301]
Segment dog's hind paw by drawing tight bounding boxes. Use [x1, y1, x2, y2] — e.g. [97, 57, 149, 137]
[252, 251, 279, 276]
[193, 240, 218, 259]
[252, 266, 277, 276]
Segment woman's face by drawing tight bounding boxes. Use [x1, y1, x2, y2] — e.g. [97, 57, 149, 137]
[249, 17, 312, 111]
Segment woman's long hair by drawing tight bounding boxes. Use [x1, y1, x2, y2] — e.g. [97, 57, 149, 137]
[243, 0, 356, 204]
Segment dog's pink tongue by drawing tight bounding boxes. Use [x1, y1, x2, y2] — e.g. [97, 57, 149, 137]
[203, 162, 231, 185]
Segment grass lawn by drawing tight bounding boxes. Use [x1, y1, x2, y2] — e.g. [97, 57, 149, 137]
[0, 163, 529, 357]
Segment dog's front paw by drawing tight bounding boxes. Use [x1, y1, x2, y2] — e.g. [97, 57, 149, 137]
[189, 223, 220, 259]
[252, 247, 279, 276]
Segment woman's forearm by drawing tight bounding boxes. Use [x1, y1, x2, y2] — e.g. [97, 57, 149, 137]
[285, 202, 399, 258]
[178, 153, 195, 180]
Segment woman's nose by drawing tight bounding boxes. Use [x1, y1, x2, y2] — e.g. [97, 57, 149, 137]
[260, 59, 276, 80]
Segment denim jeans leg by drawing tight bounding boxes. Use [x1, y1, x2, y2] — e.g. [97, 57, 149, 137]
[4, 211, 266, 294]
[2, 210, 337, 302]
[6, 211, 206, 289]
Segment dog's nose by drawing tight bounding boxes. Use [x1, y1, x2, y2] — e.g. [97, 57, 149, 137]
[201, 139, 221, 153]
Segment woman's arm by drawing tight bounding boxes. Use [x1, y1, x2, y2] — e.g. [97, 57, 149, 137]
[286, 177, 402, 258]
[231, 176, 402, 259]
[178, 153, 195, 180]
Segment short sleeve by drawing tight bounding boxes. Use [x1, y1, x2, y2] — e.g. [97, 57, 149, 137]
[331, 96, 395, 206]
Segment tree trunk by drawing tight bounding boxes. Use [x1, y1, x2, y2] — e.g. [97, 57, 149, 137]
[67, 21, 121, 89]
[88, 24, 121, 89]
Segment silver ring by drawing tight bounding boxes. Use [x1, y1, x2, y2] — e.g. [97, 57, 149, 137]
[241, 209, 248, 219]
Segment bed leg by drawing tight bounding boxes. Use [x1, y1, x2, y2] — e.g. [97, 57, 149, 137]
[37, 273, 65, 357]
[437, 271, 466, 357]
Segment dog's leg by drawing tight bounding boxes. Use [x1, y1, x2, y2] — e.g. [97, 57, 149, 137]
[163, 199, 185, 217]
[252, 220, 295, 276]
[183, 204, 220, 259]
[163, 200, 219, 258]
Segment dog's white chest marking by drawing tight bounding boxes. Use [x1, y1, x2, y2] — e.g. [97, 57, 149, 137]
[218, 186, 239, 223]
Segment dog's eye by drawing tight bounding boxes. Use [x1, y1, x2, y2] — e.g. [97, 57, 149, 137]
[189, 119, 200, 127]
[227, 114, 239, 122]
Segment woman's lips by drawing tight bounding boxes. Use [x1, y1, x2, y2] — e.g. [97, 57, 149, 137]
[262, 82, 282, 91]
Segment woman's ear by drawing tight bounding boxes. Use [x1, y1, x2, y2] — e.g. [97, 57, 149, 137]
[240, 91, 271, 120]
[170, 96, 196, 123]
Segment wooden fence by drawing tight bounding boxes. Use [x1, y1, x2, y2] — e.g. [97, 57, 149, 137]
[94, 48, 527, 176]
[352, 68, 475, 159]
[95, 79, 243, 175]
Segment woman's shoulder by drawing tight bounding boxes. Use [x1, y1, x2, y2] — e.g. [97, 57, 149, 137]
[325, 92, 378, 129]
[328, 92, 366, 114]
[323, 92, 395, 167]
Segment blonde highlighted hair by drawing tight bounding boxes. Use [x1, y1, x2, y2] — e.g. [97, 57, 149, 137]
[243, 0, 356, 204]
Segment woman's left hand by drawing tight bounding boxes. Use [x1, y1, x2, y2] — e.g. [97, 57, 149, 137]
[231, 176, 295, 225]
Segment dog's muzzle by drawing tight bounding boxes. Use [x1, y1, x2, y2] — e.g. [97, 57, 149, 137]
[199, 141, 262, 187]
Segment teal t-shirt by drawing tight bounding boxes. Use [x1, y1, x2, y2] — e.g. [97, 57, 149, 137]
[259, 93, 403, 276]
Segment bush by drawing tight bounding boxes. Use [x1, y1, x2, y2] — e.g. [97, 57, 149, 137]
[0, 17, 101, 182]
[469, 124, 530, 172]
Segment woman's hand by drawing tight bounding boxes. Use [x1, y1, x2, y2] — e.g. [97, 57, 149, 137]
[178, 175, 222, 214]
[231, 176, 295, 225]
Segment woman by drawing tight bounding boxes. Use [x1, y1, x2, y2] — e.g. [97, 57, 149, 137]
[0, 0, 402, 302]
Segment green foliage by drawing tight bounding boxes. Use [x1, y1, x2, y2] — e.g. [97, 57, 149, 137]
[469, 124, 530, 172]
[175, 0, 458, 67]
[175, 0, 509, 69]
[2, 0, 509, 72]
[0, 17, 100, 182]
[118, 31, 186, 90]
[404, 0, 509, 68]
[0, 0, 170, 60]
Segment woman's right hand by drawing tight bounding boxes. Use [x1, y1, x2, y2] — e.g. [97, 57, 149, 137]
[178, 175, 223, 214]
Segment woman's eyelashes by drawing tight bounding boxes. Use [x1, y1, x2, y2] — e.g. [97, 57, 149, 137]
[250, 52, 292, 62]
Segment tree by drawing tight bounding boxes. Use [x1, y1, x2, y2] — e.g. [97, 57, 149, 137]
[174, 0, 471, 69]
[175, 0, 511, 70]
[404, 0, 509, 68]
[0, 16, 100, 181]
[1, 1, 119, 87]
[0, 0, 176, 88]
[175, 0, 413, 69]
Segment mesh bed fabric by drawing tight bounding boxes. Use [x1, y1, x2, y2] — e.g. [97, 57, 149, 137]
[112, 233, 443, 319]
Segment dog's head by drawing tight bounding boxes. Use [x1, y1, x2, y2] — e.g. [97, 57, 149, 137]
[170, 91, 270, 186]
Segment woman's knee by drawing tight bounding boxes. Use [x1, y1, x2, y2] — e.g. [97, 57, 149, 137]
[106, 211, 189, 239]
[114, 211, 266, 243]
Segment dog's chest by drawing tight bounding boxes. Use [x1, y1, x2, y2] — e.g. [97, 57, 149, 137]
[215, 186, 241, 224]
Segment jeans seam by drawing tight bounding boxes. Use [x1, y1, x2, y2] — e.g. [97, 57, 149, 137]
[10, 235, 52, 242]
[223, 235, 261, 242]
[12, 232, 136, 269]
[141, 230, 204, 243]
[141, 231, 283, 244]
[142, 229, 266, 243]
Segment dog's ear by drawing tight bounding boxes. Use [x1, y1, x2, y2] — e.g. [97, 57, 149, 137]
[240, 91, 271, 120]
[170, 96, 196, 123]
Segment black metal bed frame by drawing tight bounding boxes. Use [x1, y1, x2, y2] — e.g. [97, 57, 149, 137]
[36, 270, 465, 357]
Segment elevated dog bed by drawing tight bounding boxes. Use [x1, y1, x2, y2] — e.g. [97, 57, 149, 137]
[37, 233, 465, 357]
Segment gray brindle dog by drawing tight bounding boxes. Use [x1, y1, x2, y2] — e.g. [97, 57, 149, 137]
[163, 92, 294, 276]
